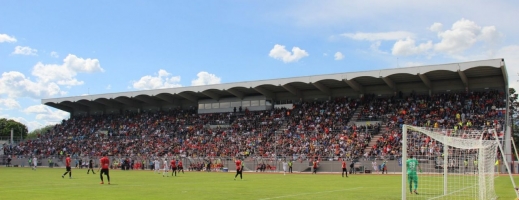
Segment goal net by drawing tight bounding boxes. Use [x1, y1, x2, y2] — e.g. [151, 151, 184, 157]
[401, 125, 503, 200]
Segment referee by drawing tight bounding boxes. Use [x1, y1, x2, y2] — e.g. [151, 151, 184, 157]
[87, 158, 96, 174]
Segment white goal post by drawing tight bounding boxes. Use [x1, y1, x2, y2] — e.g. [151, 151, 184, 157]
[401, 125, 517, 200]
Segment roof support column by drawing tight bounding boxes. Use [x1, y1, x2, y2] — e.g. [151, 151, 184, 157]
[254, 86, 275, 99]
[177, 93, 198, 102]
[344, 79, 365, 96]
[312, 82, 332, 97]
[458, 70, 469, 89]
[226, 88, 245, 100]
[418, 74, 432, 90]
[282, 84, 303, 99]
[382, 77, 397, 92]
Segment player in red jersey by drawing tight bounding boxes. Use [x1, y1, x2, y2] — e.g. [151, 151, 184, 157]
[341, 160, 348, 178]
[177, 160, 184, 174]
[312, 160, 318, 174]
[170, 159, 177, 177]
[98, 153, 110, 184]
[234, 157, 243, 180]
[62, 154, 72, 179]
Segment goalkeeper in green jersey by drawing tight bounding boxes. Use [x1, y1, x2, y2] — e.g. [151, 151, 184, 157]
[407, 155, 422, 195]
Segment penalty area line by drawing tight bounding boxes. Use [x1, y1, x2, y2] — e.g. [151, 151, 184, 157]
[258, 187, 363, 200]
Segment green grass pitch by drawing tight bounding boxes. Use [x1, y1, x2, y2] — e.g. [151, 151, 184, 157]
[1, 168, 518, 200]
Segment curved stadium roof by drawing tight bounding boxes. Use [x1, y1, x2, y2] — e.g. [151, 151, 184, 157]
[42, 58, 508, 116]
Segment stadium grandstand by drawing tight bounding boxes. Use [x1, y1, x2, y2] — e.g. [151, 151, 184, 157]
[42, 59, 509, 117]
[2, 58, 512, 173]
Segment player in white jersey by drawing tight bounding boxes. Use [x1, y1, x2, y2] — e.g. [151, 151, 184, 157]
[162, 158, 169, 177]
[372, 160, 378, 172]
[154, 158, 160, 174]
[32, 157, 38, 170]
[282, 160, 288, 175]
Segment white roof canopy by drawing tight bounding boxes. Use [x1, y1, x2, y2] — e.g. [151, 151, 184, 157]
[42, 59, 508, 115]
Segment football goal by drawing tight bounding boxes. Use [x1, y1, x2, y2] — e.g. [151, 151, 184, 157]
[401, 125, 517, 200]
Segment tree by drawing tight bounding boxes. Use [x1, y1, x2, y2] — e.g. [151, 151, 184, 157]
[0, 118, 28, 141]
[27, 125, 55, 139]
[511, 88, 518, 134]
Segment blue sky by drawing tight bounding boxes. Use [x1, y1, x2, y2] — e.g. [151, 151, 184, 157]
[1, 0, 519, 131]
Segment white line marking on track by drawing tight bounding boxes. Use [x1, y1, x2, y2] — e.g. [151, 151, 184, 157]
[257, 187, 363, 200]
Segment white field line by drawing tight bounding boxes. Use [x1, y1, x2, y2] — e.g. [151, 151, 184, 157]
[426, 185, 476, 200]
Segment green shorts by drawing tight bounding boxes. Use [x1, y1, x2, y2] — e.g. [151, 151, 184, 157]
[408, 173, 418, 182]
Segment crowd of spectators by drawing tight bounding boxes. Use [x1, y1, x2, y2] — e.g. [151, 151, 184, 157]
[366, 90, 506, 160]
[3, 90, 507, 168]
[6, 97, 367, 162]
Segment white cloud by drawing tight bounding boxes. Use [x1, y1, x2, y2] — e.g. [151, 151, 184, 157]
[392, 37, 433, 56]
[191, 71, 221, 86]
[62, 54, 104, 73]
[26, 121, 45, 132]
[434, 18, 499, 55]
[389, 19, 501, 57]
[34, 109, 69, 122]
[106, 84, 111, 90]
[269, 44, 309, 63]
[32, 63, 84, 86]
[342, 32, 413, 54]
[342, 31, 414, 41]
[344, 19, 497, 57]
[429, 23, 443, 32]
[23, 104, 49, 113]
[20, 105, 69, 130]
[370, 41, 386, 54]
[0, 71, 63, 98]
[0, 54, 102, 99]
[50, 51, 59, 58]
[0, 98, 21, 110]
[23, 105, 70, 122]
[31, 54, 104, 87]
[284, 1, 519, 33]
[12, 46, 38, 56]
[334, 52, 344, 60]
[479, 26, 501, 46]
[132, 69, 182, 90]
[0, 34, 17, 43]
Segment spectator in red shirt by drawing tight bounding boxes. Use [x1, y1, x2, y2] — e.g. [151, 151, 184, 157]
[62, 154, 72, 179]
[99, 153, 110, 184]
[234, 157, 242, 180]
